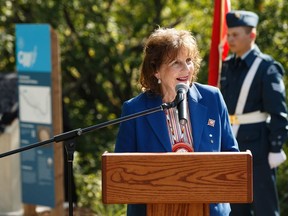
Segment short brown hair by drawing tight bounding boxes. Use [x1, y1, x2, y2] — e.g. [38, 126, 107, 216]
[139, 27, 202, 95]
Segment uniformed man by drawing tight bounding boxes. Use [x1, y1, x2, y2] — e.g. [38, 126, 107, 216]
[220, 10, 288, 216]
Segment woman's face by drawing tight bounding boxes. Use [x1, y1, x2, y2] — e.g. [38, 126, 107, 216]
[154, 48, 194, 102]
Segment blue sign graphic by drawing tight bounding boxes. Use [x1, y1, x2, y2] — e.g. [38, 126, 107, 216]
[16, 24, 51, 72]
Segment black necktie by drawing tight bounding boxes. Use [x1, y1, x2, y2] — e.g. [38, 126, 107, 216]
[234, 57, 242, 68]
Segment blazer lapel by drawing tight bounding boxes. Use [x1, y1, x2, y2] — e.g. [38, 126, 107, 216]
[145, 95, 172, 152]
[144, 85, 208, 152]
[188, 85, 207, 151]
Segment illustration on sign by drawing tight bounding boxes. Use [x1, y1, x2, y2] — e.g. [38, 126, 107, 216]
[16, 24, 51, 73]
[19, 85, 52, 124]
[17, 46, 37, 68]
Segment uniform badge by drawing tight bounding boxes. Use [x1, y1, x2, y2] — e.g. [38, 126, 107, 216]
[207, 119, 215, 127]
[267, 65, 279, 75]
[234, 12, 241, 19]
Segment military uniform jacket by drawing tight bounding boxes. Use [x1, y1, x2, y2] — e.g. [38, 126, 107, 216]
[220, 45, 288, 163]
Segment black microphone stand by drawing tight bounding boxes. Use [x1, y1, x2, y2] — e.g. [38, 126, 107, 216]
[0, 101, 176, 216]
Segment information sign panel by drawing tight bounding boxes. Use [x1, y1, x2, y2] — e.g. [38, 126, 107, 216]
[16, 24, 55, 207]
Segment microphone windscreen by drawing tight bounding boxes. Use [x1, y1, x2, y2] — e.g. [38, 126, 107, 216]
[175, 83, 189, 93]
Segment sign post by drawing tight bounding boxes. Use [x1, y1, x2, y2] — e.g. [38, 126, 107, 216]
[16, 24, 64, 216]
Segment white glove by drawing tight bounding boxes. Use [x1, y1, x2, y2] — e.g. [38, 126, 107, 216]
[268, 149, 287, 169]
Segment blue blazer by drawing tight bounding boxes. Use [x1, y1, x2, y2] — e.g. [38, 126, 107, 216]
[115, 82, 239, 216]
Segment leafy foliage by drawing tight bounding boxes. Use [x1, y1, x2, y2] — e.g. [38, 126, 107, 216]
[74, 152, 126, 215]
[0, 0, 287, 214]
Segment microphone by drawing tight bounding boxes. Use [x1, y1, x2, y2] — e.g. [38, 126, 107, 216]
[175, 83, 189, 125]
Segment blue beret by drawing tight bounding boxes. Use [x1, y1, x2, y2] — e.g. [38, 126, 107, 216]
[226, 10, 259, 28]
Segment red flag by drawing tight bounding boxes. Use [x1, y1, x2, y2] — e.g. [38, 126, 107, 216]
[208, 0, 230, 87]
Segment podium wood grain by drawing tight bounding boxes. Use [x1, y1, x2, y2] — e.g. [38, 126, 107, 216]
[102, 152, 252, 204]
[147, 203, 209, 216]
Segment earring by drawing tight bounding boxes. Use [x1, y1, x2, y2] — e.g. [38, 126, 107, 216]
[158, 79, 161, 84]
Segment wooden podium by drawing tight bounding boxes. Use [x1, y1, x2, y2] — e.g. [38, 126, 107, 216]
[102, 151, 253, 216]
